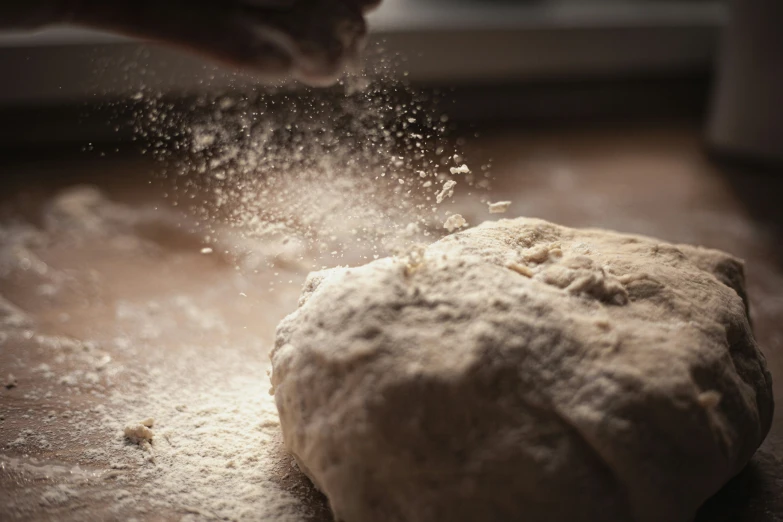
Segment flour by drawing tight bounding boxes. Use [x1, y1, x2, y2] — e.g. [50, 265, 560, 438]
[101, 372, 314, 521]
[450, 164, 471, 175]
[0, 188, 319, 521]
[436, 180, 457, 204]
[0, 294, 31, 328]
[123, 422, 154, 445]
[140, 52, 491, 270]
[488, 201, 512, 214]
[39, 485, 80, 507]
[443, 214, 467, 232]
[1, 47, 494, 521]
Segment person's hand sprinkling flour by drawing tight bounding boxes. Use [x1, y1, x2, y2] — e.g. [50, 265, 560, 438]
[0, 0, 382, 86]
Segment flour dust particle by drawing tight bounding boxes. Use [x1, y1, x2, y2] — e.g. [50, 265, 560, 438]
[133, 46, 491, 270]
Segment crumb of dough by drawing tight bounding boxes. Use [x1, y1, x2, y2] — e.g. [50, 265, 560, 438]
[422, 181, 433, 188]
[443, 214, 467, 233]
[400, 244, 427, 276]
[450, 164, 471, 176]
[506, 262, 533, 278]
[5, 373, 17, 389]
[524, 243, 562, 264]
[488, 201, 512, 214]
[200, 247, 213, 254]
[403, 223, 420, 237]
[124, 421, 154, 444]
[436, 181, 457, 204]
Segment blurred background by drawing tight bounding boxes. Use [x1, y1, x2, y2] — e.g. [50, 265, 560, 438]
[0, 0, 780, 162]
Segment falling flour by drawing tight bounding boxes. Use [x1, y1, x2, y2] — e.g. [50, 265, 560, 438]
[450, 164, 471, 175]
[143, 61, 491, 269]
[488, 201, 512, 214]
[1, 51, 492, 521]
[443, 214, 467, 232]
[436, 180, 457, 204]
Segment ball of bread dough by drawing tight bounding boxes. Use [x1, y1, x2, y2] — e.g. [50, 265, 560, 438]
[270, 217, 773, 522]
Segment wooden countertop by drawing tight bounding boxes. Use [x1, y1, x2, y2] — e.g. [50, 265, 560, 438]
[1, 121, 781, 521]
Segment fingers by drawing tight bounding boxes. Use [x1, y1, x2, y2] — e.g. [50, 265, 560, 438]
[0, 1, 75, 29]
[65, 0, 374, 86]
[354, 0, 383, 14]
[237, 0, 381, 14]
[237, 0, 296, 9]
[242, 0, 369, 85]
[232, 39, 294, 78]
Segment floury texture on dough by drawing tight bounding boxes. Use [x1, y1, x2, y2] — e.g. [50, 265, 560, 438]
[270, 217, 774, 522]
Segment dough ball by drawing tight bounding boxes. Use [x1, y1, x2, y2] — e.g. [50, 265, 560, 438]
[270, 217, 773, 522]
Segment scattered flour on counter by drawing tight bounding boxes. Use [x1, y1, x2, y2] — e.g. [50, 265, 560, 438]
[123, 421, 154, 445]
[0, 295, 32, 328]
[104, 373, 314, 522]
[0, 188, 321, 522]
[39, 485, 80, 507]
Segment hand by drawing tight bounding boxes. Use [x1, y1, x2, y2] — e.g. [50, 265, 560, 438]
[13, 0, 383, 86]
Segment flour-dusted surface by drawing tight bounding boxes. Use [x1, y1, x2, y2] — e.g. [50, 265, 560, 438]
[3, 124, 783, 522]
[0, 71, 483, 519]
[0, 187, 328, 521]
[271, 217, 774, 522]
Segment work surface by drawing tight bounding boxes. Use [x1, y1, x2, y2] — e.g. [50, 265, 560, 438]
[1, 123, 782, 521]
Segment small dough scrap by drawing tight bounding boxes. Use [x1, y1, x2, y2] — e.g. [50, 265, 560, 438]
[450, 164, 471, 175]
[271, 217, 773, 522]
[124, 422, 154, 444]
[436, 180, 457, 204]
[443, 214, 467, 233]
[506, 261, 533, 278]
[488, 201, 512, 214]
